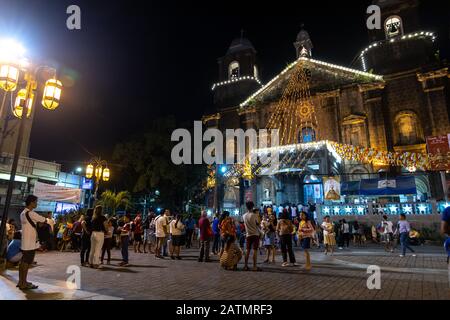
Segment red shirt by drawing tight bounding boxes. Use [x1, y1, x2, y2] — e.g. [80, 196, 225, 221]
[199, 217, 212, 241]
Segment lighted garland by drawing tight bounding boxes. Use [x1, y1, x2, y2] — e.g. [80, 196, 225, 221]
[329, 142, 435, 170]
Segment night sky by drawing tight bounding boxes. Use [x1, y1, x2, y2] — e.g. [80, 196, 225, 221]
[0, 0, 448, 171]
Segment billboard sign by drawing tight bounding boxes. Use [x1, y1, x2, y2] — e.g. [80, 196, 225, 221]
[426, 135, 450, 171]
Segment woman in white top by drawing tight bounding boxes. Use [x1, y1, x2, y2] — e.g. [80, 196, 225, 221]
[169, 214, 185, 260]
[321, 216, 336, 255]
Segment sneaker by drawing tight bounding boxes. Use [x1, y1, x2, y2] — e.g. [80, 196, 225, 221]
[198, 259, 203, 262]
[281, 262, 290, 267]
[292, 263, 300, 267]
[338, 247, 343, 250]
[399, 255, 405, 257]
[412, 254, 417, 257]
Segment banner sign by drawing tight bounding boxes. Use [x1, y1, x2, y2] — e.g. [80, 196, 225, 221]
[323, 176, 341, 200]
[426, 135, 450, 171]
[359, 176, 416, 196]
[34, 181, 82, 204]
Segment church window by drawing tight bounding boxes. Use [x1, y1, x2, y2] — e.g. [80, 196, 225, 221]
[394, 111, 423, 145]
[300, 127, 316, 143]
[253, 65, 258, 79]
[228, 61, 240, 80]
[385, 16, 403, 39]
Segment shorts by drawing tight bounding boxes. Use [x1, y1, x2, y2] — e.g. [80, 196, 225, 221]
[171, 235, 185, 247]
[246, 235, 260, 251]
[300, 237, 311, 250]
[21, 250, 36, 264]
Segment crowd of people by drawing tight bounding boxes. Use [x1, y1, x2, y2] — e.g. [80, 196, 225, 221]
[3, 194, 450, 290]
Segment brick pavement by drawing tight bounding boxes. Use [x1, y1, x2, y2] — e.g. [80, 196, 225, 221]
[1, 244, 449, 300]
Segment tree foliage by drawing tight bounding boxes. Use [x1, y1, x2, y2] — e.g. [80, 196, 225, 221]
[98, 190, 132, 215]
[112, 117, 206, 210]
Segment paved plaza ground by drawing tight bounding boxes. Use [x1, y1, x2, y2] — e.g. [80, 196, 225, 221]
[1, 244, 449, 300]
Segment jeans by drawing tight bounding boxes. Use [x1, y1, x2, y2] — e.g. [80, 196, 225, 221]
[80, 235, 91, 264]
[212, 233, 220, 253]
[199, 240, 210, 261]
[89, 231, 105, 266]
[101, 237, 112, 262]
[121, 236, 129, 263]
[343, 233, 350, 247]
[400, 232, 415, 256]
[280, 234, 296, 263]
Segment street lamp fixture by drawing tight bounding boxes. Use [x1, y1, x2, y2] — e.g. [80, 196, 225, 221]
[102, 167, 110, 182]
[85, 157, 110, 203]
[0, 38, 63, 260]
[85, 163, 94, 179]
[0, 64, 19, 91]
[42, 78, 62, 110]
[13, 88, 33, 118]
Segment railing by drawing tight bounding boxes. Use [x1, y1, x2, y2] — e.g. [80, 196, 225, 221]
[318, 201, 449, 216]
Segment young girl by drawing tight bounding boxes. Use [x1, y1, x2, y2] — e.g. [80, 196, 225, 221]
[298, 212, 314, 270]
[262, 213, 277, 264]
[117, 215, 132, 267]
[101, 219, 114, 265]
[321, 216, 336, 255]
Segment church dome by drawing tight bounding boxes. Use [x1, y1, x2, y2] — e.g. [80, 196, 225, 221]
[226, 37, 255, 54]
[296, 29, 311, 42]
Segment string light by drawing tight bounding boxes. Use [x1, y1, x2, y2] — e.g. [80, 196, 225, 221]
[360, 31, 436, 58]
[240, 57, 382, 107]
[212, 76, 262, 90]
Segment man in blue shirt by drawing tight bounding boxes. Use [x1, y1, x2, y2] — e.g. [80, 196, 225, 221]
[397, 214, 416, 258]
[211, 214, 220, 255]
[184, 214, 196, 249]
[6, 231, 22, 267]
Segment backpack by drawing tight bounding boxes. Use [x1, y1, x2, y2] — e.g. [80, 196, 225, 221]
[25, 211, 50, 243]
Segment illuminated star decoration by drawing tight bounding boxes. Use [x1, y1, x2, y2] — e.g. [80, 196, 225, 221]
[389, 205, 398, 214]
[345, 206, 352, 214]
[333, 207, 340, 215]
[323, 207, 331, 215]
[403, 205, 413, 214]
[418, 204, 427, 214]
[357, 206, 365, 215]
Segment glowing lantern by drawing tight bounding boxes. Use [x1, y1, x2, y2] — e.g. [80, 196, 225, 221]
[86, 164, 94, 179]
[95, 166, 103, 178]
[41, 79, 62, 110]
[0, 65, 19, 91]
[13, 89, 33, 118]
[102, 167, 110, 181]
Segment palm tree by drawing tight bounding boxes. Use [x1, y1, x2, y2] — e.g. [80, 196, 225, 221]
[98, 190, 132, 215]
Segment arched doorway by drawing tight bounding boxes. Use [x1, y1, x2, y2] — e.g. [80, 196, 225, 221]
[302, 174, 323, 204]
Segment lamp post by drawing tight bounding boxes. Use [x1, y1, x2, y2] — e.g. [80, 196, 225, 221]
[0, 39, 63, 259]
[85, 157, 110, 205]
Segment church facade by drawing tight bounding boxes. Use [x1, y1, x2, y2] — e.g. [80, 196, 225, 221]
[203, 0, 449, 213]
